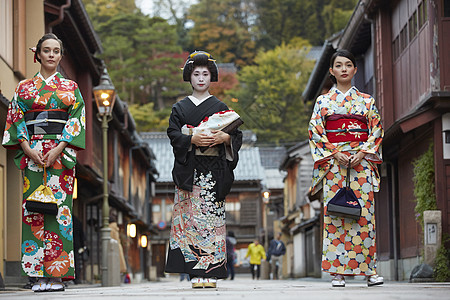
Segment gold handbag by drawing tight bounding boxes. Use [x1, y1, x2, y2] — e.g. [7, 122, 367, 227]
[25, 166, 58, 215]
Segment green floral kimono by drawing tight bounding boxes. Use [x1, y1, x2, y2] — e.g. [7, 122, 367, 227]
[2, 72, 85, 279]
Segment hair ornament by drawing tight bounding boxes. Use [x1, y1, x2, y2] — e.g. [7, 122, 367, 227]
[29, 47, 37, 63]
[182, 50, 219, 82]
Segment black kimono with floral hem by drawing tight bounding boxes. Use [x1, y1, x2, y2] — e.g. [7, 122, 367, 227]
[165, 96, 242, 278]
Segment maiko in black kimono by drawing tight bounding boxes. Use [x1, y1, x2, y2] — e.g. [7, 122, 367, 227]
[165, 95, 242, 278]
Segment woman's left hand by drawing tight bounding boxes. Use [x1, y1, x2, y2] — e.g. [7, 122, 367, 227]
[43, 142, 68, 167]
[349, 151, 366, 168]
[209, 130, 231, 147]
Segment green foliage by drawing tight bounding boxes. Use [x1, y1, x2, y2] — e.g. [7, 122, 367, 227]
[83, 1, 190, 114]
[152, 0, 193, 50]
[434, 234, 450, 282]
[228, 38, 315, 145]
[187, 0, 256, 66]
[412, 143, 437, 228]
[322, 0, 356, 38]
[83, 0, 138, 28]
[254, 0, 358, 47]
[128, 103, 171, 132]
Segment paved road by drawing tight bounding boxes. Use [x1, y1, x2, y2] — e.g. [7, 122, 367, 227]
[1, 275, 449, 300]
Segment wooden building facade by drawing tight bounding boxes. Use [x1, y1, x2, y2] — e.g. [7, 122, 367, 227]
[0, 0, 158, 285]
[302, 0, 450, 280]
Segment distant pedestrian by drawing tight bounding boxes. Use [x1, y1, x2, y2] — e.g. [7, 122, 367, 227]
[309, 49, 384, 287]
[164, 51, 243, 289]
[245, 239, 266, 280]
[2, 33, 85, 292]
[267, 232, 286, 279]
[226, 231, 237, 280]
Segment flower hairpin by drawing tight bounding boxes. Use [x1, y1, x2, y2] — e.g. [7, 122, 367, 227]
[29, 47, 37, 63]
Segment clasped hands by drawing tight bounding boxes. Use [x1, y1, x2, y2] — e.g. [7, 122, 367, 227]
[333, 151, 365, 168]
[191, 130, 231, 148]
[21, 141, 68, 167]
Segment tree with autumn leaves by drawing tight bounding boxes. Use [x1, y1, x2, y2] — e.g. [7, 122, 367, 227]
[82, 0, 357, 144]
[187, 0, 257, 67]
[83, 0, 189, 110]
[227, 39, 315, 146]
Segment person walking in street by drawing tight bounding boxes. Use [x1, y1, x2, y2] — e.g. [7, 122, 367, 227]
[267, 232, 286, 280]
[309, 49, 384, 288]
[245, 239, 266, 280]
[2, 33, 85, 292]
[164, 51, 243, 289]
[226, 231, 237, 280]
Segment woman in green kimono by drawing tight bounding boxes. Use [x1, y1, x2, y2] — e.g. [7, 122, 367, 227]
[2, 33, 85, 292]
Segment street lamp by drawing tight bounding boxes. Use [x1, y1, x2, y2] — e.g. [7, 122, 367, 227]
[127, 223, 137, 238]
[93, 68, 116, 287]
[140, 235, 148, 248]
[263, 191, 270, 203]
[262, 189, 271, 248]
[261, 188, 271, 279]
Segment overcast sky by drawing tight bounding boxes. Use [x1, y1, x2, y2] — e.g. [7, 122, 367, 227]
[136, 0, 198, 18]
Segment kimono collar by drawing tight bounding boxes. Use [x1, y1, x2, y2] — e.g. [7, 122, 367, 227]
[188, 94, 213, 106]
[37, 71, 60, 85]
[33, 72, 62, 91]
[331, 86, 359, 98]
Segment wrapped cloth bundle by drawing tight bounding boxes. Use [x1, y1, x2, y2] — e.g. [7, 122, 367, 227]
[182, 110, 243, 136]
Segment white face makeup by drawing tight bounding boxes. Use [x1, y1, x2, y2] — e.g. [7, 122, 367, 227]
[191, 66, 211, 93]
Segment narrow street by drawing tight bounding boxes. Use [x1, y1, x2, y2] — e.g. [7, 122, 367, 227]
[1, 275, 449, 300]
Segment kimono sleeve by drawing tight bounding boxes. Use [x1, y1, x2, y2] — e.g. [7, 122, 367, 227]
[308, 96, 337, 167]
[60, 84, 86, 150]
[226, 129, 242, 170]
[167, 104, 192, 164]
[361, 97, 383, 163]
[2, 85, 29, 149]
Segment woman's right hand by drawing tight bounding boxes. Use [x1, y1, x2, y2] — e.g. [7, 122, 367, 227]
[333, 151, 350, 166]
[21, 141, 45, 166]
[191, 133, 215, 147]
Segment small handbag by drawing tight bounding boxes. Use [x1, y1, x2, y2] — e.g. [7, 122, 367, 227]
[25, 166, 58, 215]
[326, 162, 361, 220]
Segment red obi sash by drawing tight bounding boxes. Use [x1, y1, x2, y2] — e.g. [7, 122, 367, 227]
[325, 114, 369, 143]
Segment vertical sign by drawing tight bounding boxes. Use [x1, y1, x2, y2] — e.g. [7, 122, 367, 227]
[426, 223, 437, 244]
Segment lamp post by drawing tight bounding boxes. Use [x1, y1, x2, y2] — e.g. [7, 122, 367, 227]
[93, 69, 116, 287]
[261, 189, 271, 279]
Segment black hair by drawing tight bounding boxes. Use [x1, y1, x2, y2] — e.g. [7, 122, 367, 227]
[35, 33, 64, 63]
[329, 49, 356, 84]
[182, 51, 219, 82]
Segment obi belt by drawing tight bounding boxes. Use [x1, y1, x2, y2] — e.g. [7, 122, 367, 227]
[325, 114, 369, 143]
[25, 109, 68, 135]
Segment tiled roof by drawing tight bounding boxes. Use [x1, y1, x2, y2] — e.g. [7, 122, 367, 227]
[259, 147, 287, 168]
[140, 132, 173, 182]
[258, 147, 286, 190]
[140, 132, 264, 183]
[264, 168, 285, 190]
[306, 46, 324, 61]
[235, 147, 265, 181]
